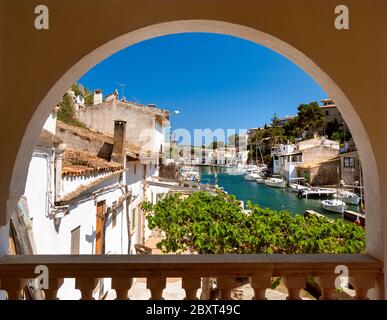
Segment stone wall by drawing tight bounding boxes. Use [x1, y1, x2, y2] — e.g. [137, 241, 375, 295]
[302, 146, 339, 163]
[159, 163, 180, 180]
[77, 100, 169, 152]
[298, 159, 340, 186]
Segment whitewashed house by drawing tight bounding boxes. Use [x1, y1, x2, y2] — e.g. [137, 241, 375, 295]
[12, 93, 173, 299]
[271, 135, 340, 181]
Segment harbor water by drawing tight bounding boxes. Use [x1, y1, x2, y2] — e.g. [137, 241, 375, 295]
[199, 166, 359, 220]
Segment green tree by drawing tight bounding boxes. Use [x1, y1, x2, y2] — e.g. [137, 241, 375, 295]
[331, 131, 343, 142]
[271, 113, 280, 127]
[142, 191, 365, 255]
[57, 93, 86, 127]
[297, 102, 326, 136]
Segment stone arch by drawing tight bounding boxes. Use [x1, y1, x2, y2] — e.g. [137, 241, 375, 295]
[4, 20, 381, 259]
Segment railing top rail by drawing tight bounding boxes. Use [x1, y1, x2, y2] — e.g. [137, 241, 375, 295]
[0, 254, 382, 278]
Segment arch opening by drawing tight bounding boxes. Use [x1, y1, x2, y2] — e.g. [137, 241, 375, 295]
[5, 20, 381, 259]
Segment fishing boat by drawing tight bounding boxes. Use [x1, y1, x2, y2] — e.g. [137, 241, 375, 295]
[320, 199, 346, 214]
[265, 177, 286, 188]
[334, 190, 361, 205]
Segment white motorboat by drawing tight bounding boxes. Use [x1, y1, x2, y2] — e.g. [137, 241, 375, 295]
[179, 167, 200, 182]
[265, 177, 286, 188]
[334, 190, 361, 205]
[244, 171, 261, 181]
[289, 183, 309, 193]
[256, 177, 266, 184]
[320, 199, 346, 214]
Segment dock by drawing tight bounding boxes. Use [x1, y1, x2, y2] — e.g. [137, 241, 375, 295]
[304, 210, 333, 222]
[304, 210, 326, 219]
[343, 210, 365, 226]
[298, 188, 336, 199]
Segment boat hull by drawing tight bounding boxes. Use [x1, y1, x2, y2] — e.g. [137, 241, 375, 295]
[321, 200, 346, 214]
[265, 179, 286, 188]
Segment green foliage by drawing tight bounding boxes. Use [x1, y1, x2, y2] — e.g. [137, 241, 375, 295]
[57, 93, 86, 127]
[142, 192, 365, 255]
[331, 131, 343, 142]
[297, 102, 326, 136]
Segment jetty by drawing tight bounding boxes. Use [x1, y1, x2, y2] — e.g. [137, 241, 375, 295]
[343, 210, 365, 226]
[298, 188, 336, 199]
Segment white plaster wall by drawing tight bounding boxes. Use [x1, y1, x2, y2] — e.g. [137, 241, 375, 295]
[23, 148, 58, 253]
[42, 111, 57, 134]
[155, 120, 165, 153]
[62, 171, 114, 196]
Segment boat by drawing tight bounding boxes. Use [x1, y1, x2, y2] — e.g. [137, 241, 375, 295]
[265, 177, 286, 188]
[334, 190, 361, 205]
[299, 187, 336, 199]
[289, 183, 309, 193]
[179, 166, 200, 182]
[320, 199, 346, 214]
[244, 171, 261, 181]
[256, 176, 266, 184]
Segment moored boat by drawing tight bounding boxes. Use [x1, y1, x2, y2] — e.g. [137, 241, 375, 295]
[244, 171, 261, 181]
[334, 190, 361, 205]
[320, 199, 346, 214]
[289, 183, 309, 193]
[256, 177, 266, 184]
[265, 177, 286, 188]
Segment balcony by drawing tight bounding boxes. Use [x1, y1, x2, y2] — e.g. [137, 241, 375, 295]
[0, 254, 383, 300]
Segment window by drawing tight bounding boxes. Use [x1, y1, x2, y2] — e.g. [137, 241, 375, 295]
[112, 201, 117, 228]
[143, 164, 147, 179]
[325, 110, 329, 116]
[134, 164, 136, 175]
[70, 226, 80, 255]
[344, 157, 355, 168]
[131, 208, 136, 231]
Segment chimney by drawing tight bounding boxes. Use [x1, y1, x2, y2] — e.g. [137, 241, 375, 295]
[93, 89, 103, 105]
[111, 120, 126, 165]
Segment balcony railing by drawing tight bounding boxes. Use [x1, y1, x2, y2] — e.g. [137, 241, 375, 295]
[0, 254, 383, 300]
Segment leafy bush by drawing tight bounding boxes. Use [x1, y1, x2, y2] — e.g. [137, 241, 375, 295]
[142, 191, 365, 254]
[57, 93, 86, 127]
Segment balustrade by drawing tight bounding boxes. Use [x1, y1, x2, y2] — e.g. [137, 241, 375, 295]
[0, 254, 382, 300]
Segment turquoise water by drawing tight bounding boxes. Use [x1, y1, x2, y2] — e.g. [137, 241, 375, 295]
[199, 166, 359, 220]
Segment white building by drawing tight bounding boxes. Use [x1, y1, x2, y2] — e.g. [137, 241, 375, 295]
[271, 135, 340, 181]
[14, 98, 172, 299]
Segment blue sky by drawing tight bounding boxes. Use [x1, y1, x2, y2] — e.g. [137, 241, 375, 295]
[79, 33, 326, 142]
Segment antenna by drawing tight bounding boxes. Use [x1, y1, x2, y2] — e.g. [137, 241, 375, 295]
[116, 82, 126, 100]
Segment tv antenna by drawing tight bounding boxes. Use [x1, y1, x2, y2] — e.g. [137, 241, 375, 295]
[116, 82, 126, 100]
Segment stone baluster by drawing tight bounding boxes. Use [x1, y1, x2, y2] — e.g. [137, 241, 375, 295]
[75, 277, 98, 300]
[250, 275, 272, 300]
[217, 276, 235, 300]
[1, 277, 27, 300]
[317, 275, 336, 300]
[147, 277, 166, 300]
[112, 278, 133, 300]
[44, 278, 64, 300]
[182, 277, 201, 300]
[283, 276, 305, 300]
[350, 275, 376, 300]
